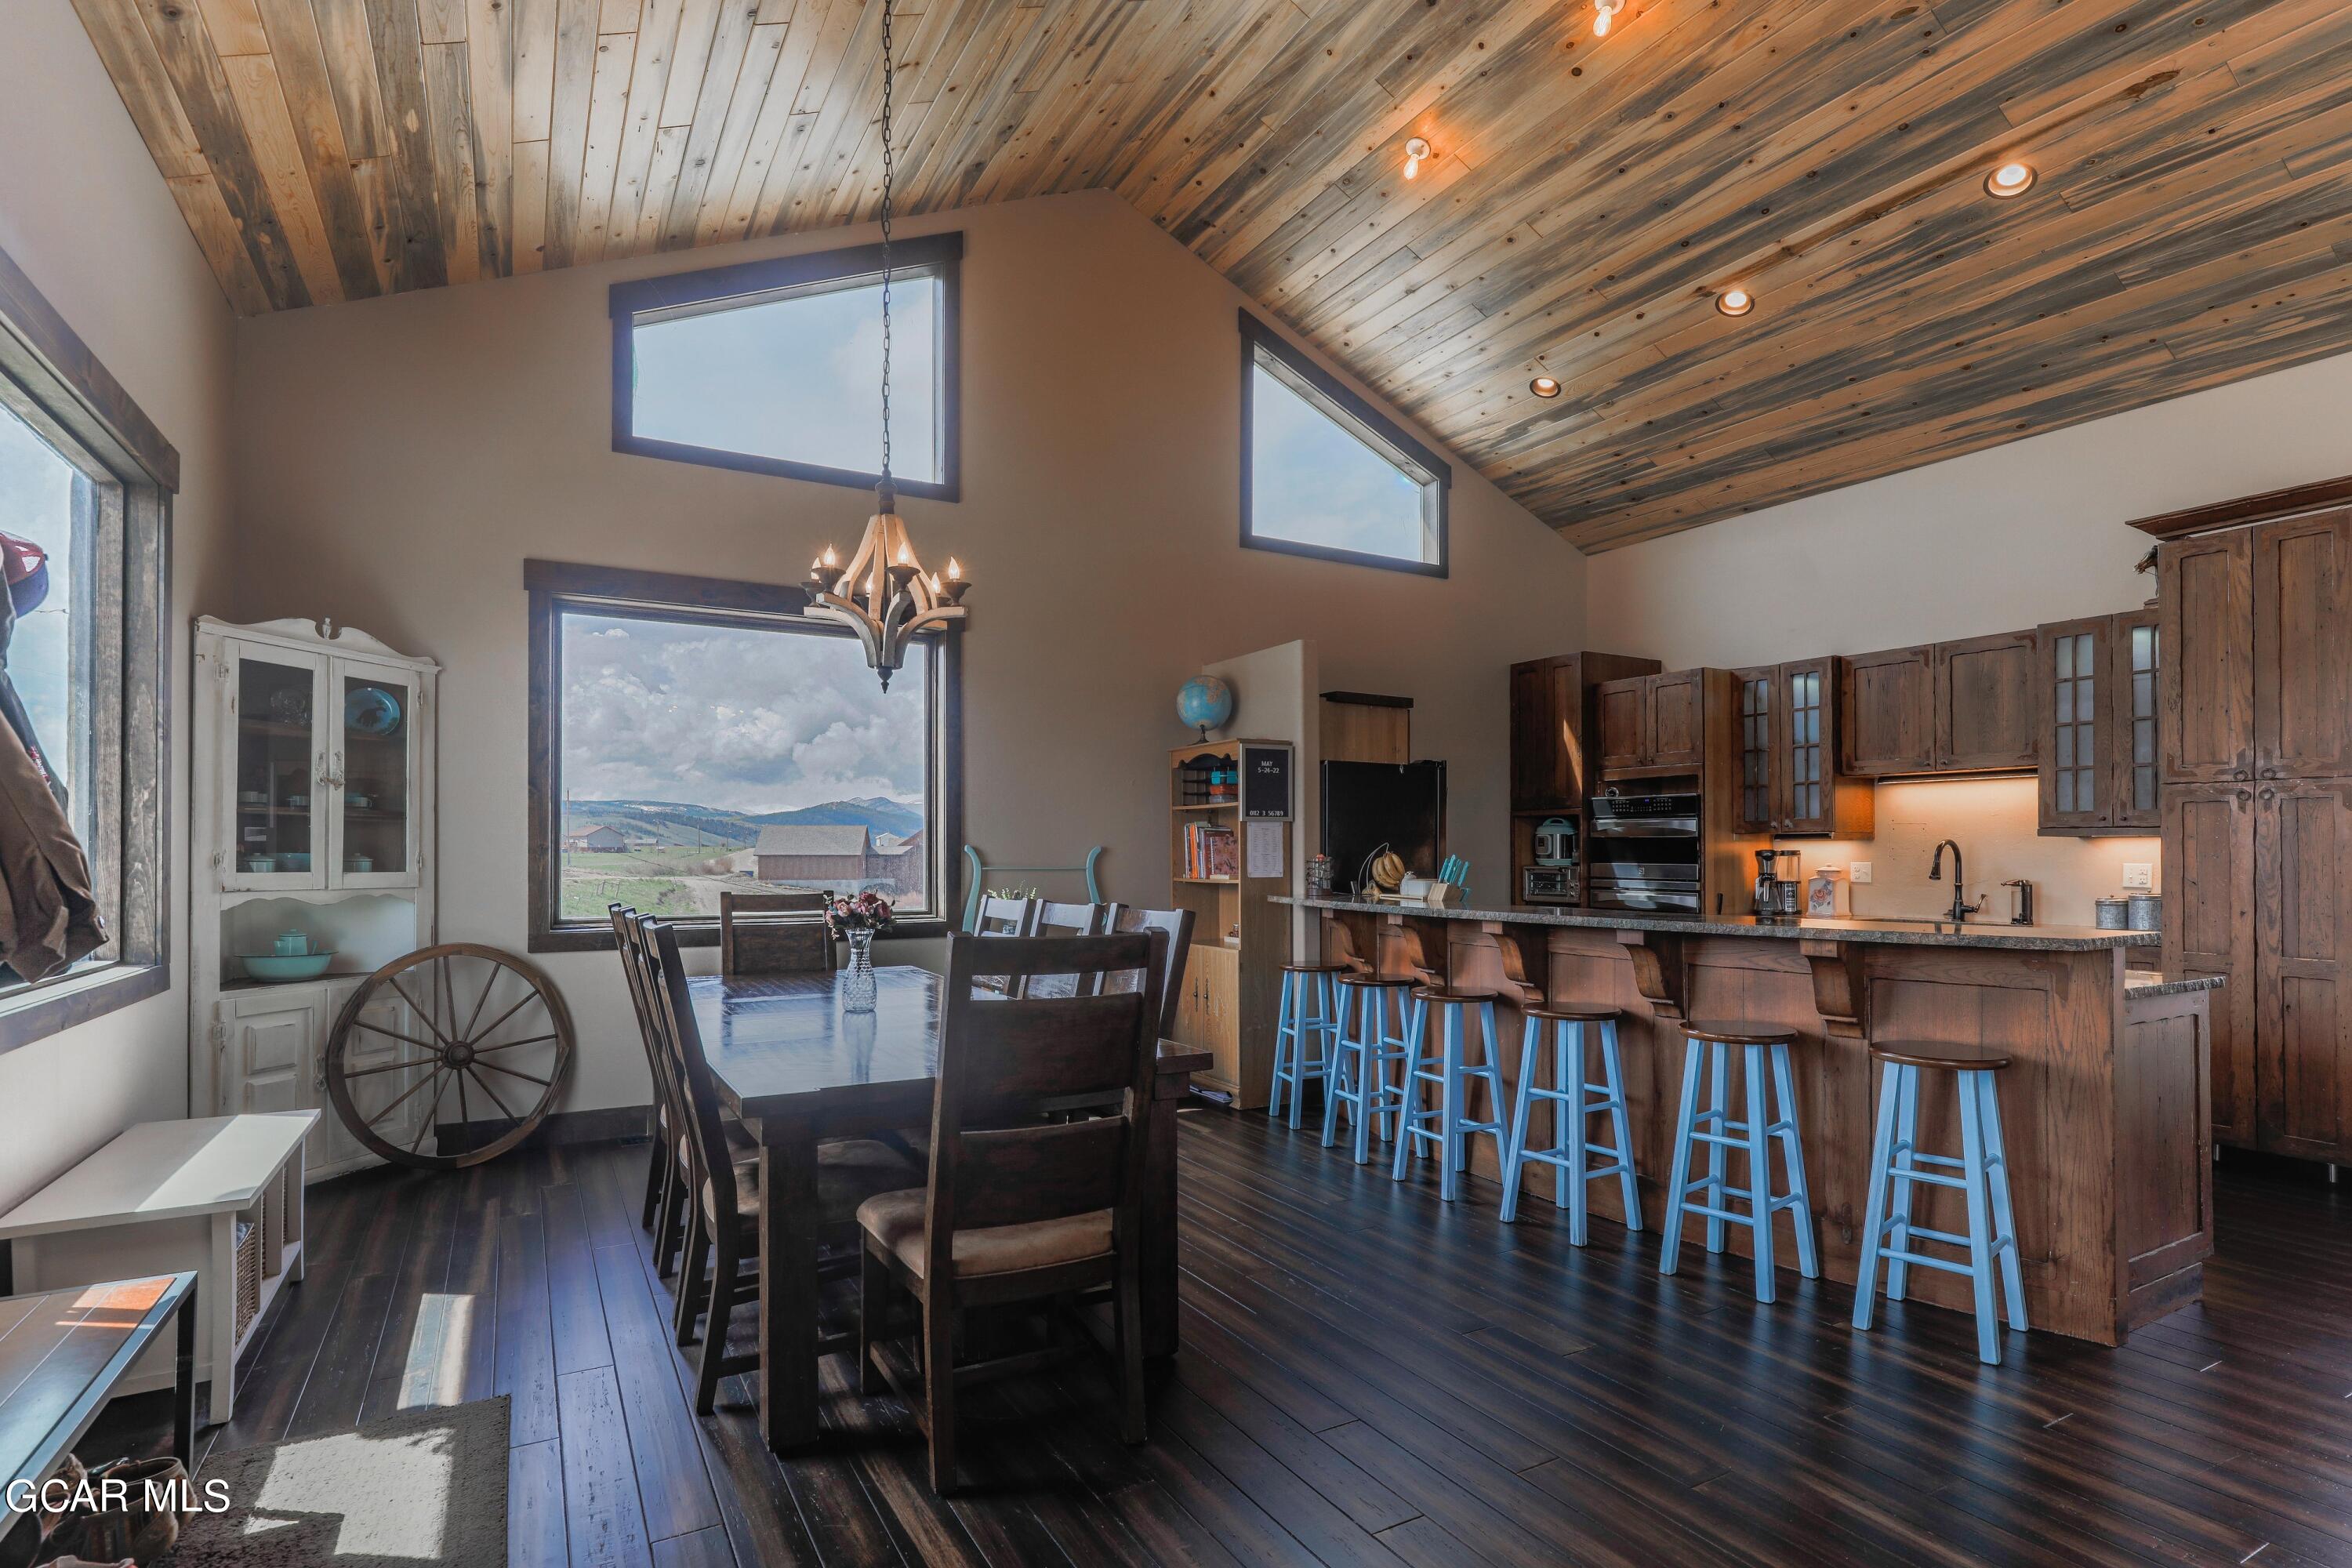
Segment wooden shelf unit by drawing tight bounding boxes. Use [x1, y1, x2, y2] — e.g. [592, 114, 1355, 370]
[1167, 740, 1289, 1108]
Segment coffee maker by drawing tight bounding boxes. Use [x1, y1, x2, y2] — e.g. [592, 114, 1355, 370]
[1753, 848, 1803, 918]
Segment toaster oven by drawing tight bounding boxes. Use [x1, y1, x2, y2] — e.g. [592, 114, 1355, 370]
[1522, 864, 1578, 904]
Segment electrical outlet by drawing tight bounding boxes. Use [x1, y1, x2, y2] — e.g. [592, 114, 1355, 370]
[2122, 862, 2154, 890]
[1849, 861, 1873, 884]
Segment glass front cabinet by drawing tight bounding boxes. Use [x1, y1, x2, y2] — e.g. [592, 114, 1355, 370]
[193, 618, 440, 1178]
[2037, 608, 2159, 835]
[1731, 657, 1872, 838]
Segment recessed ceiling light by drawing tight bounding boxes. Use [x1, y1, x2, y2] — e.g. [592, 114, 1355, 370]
[1530, 376, 1562, 398]
[1715, 287, 1754, 318]
[1984, 160, 2036, 198]
[1403, 136, 1432, 180]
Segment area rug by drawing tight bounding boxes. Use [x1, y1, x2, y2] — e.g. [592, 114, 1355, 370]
[165, 1396, 507, 1567]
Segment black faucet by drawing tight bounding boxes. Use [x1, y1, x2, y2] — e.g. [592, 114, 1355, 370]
[1928, 839, 1981, 924]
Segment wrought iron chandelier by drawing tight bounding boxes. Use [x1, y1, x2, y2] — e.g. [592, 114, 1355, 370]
[804, 0, 967, 691]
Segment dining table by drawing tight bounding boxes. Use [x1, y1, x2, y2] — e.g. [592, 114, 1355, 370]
[691, 964, 1211, 1454]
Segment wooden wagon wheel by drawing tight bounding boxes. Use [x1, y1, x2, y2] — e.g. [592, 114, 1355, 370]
[325, 943, 575, 1171]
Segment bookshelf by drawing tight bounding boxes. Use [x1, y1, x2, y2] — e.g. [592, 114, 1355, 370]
[1167, 739, 1290, 1108]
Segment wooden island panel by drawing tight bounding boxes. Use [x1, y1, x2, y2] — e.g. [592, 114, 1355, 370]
[1317, 906, 2208, 1346]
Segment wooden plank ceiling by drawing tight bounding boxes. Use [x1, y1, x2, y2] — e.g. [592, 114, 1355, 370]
[71, 0, 2352, 549]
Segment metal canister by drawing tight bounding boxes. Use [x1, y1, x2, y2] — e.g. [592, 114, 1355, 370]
[2126, 892, 2161, 931]
[2094, 896, 2131, 930]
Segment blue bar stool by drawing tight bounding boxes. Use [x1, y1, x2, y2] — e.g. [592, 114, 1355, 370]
[1853, 1041, 2027, 1365]
[1269, 962, 1345, 1127]
[1393, 988, 1508, 1202]
[1658, 1021, 1820, 1301]
[1323, 974, 1421, 1163]
[1498, 1004, 1642, 1242]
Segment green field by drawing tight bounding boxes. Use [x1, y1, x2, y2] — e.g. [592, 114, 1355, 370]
[558, 844, 752, 920]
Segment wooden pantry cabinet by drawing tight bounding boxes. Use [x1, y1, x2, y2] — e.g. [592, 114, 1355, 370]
[2153, 506, 2352, 1160]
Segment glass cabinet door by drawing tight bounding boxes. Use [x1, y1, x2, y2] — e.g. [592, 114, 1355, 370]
[223, 643, 328, 891]
[1734, 669, 1775, 834]
[328, 658, 423, 887]
[1782, 664, 1828, 832]
[2043, 619, 2109, 829]
[2114, 612, 2160, 829]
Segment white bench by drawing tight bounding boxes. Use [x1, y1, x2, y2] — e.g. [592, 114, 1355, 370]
[0, 1112, 316, 1423]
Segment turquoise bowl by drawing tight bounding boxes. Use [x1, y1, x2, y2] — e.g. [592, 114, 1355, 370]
[241, 951, 336, 983]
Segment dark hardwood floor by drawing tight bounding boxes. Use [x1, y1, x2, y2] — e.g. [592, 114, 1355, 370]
[78, 1109, 2352, 1566]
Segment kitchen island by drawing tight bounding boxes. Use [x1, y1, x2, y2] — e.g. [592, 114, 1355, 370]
[1283, 897, 2218, 1345]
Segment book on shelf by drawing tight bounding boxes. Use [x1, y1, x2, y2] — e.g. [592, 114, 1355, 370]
[1181, 821, 1238, 880]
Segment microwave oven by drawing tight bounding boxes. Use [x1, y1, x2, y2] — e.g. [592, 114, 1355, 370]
[1522, 864, 1577, 904]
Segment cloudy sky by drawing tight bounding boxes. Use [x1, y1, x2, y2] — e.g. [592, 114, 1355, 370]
[1250, 363, 1432, 562]
[632, 275, 940, 483]
[561, 612, 927, 814]
[0, 405, 81, 818]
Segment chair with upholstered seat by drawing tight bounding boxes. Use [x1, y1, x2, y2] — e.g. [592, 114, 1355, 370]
[636, 915, 918, 1414]
[719, 888, 833, 976]
[855, 929, 1169, 1494]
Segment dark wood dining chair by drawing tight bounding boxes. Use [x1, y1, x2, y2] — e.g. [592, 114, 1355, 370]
[613, 905, 691, 1277]
[856, 929, 1170, 1493]
[640, 915, 920, 1414]
[720, 888, 834, 976]
[1026, 900, 1112, 998]
[1106, 905, 1197, 1042]
[971, 895, 1041, 996]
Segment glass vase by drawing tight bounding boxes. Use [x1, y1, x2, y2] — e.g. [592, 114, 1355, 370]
[842, 927, 877, 1012]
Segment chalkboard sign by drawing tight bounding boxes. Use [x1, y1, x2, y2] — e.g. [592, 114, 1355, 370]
[1241, 742, 1293, 820]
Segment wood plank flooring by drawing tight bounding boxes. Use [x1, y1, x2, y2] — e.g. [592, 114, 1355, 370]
[73, 1109, 2352, 1566]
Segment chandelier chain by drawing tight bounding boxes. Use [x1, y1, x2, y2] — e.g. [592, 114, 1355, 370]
[878, 0, 895, 494]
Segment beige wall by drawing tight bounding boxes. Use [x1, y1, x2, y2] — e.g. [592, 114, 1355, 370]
[1584, 347, 2352, 924]
[229, 190, 1587, 1114]
[0, 2, 238, 1206]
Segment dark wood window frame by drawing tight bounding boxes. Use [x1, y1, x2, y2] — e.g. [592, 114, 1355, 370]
[0, 244, 174, 1053]
[524, 559, 962, 954]
[608, 232, 963, 501]
[1237, 310, 1450, 579]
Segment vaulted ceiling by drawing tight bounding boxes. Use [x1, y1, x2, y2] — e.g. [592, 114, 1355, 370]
[71, 0, 2352, 549]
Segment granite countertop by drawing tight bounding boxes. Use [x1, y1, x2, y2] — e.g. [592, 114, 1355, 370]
[1279, 895, 2162, 953]
[2122, 971, 2226, 1000]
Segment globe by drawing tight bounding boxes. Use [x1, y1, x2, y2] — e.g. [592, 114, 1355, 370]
[1177, 675, 1234, 739]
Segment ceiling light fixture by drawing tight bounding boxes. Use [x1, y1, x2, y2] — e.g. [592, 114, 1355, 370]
[1530, 376, 1563, 398]
[1593, 0, 1624, 36]
[1984, 159, 2037, 198]
[1715, 286, 1754, 318]
[1403, 136, 1432, 180]
[805, 1, 968, 690]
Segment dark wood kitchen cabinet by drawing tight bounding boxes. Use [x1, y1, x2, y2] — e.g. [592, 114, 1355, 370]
[2159, 528, 2254, 784]
[1508, 651, 1662, 901]
[1840, 633, 2039, 776]
[1594, 670, 1702, 772]
[1734, 659, 1874, 837]
[1936, 630, 2041, 771]
[2254, 779, 2352, 1160]
[1839, 644, 1935, 775]
[2163, 782, 2256, 1149]
[2252, 511, 2352, 779]
[2038, 608, 2160, 835]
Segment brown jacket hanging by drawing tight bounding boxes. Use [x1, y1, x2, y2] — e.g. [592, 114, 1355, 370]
[0, 699, 102, 980]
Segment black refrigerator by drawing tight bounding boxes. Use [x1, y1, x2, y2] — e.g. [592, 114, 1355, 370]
[1320, 760, 1446, 897]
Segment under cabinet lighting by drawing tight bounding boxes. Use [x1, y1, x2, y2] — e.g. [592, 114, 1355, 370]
[1715, 287, 1754, 318]
[1530, 376, 1563, 398]
[1403, 136, 1432, 180]
[1984, 160, 2037, 198]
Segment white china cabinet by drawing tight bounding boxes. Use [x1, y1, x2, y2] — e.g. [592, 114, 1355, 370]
[191, 618, 439, 1178]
